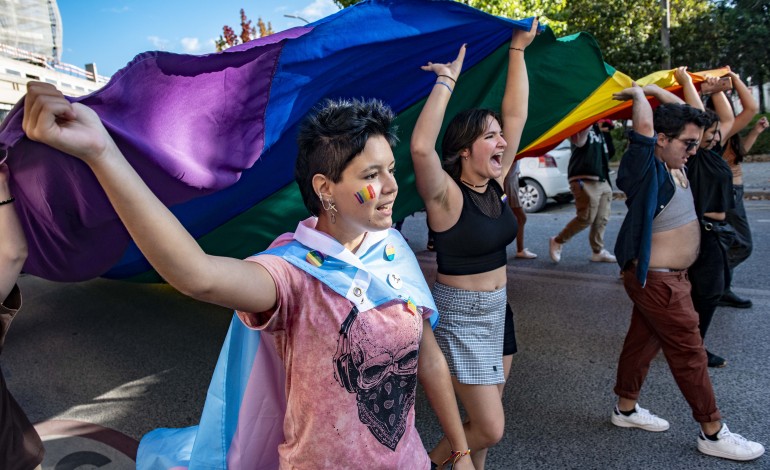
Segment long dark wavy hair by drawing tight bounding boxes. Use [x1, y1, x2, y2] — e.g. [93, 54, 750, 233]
[727, 133, 746, 164]
[440, 108, 501, 180]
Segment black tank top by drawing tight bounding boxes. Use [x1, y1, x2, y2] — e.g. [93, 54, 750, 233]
[431, 179, 518, 275]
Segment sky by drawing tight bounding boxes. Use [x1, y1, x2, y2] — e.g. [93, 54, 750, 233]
[57, 0, 341, 77]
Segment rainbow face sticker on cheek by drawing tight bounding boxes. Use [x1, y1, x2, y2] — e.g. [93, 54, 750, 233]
[354, 184, 376, 204]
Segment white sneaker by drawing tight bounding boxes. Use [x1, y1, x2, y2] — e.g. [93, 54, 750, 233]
[516, 248, 538, 259]
[697, 424, 765, 461]
[591, 249, 617, 263]
[549, 237, 562, 263]
[611, 404, 670, 432]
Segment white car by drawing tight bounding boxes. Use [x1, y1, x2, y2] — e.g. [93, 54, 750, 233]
[517, 139, 573, 213]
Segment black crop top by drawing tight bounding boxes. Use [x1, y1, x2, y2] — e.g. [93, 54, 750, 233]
[687, 148, 734, 219]
[431, 179, 518, 275]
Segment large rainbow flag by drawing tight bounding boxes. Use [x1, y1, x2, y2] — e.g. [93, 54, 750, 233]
[0, 0, 716, 283]
[0, 1, 726, 468]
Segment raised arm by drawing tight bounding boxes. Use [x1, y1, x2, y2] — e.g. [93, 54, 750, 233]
[22, 82, 276, 314]
[742, 116, 769, 154]
[0, 163, 27, 303]
[708, 90, 735, 142]
[643, 83, 685, 106]
[722, 71, 758, 141]
[613, 83, 654, 137]
[497, 18, 538, 186]
[570, 126, 591, 147]
[674, 66, 703, 110]
[410, 45, 466, 211]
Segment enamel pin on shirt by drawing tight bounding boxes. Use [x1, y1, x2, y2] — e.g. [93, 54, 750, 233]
[405, 297, 417, 315]
[387, 273, 403, 289]
[384, 243, 396, 261]
[305, 250, 325, 267]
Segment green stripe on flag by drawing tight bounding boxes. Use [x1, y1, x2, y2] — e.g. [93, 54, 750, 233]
[124, 28, 615, 282]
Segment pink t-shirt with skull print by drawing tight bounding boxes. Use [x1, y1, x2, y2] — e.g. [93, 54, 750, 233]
[237, 254, 432, 470]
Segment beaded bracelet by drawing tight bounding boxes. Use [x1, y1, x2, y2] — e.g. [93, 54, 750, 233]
[441, 448, 471, 467]
[438, 74, 456, 83]
[435, 81, 453, 94]
[0, 196, 15, 206]
[509, 46, 525, 52]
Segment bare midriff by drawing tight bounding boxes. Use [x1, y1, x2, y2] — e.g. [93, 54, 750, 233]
[704, 211, 726, 221]
[649, 219, 701, 270]
[437, 265, 507, 292]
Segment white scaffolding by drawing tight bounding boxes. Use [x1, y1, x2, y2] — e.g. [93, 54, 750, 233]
[0, 0, 63, 63]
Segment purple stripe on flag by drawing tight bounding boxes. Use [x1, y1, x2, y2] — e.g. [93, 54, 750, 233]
[0, 27, 311, 281]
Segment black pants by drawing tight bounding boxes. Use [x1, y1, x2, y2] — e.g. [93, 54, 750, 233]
[689, 227, 731, 339]
[725, 184, 753, 276]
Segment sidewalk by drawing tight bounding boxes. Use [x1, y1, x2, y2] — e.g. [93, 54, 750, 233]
[610, 159, 770, 200]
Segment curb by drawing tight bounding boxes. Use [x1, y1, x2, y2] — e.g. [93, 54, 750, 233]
[612, 191, 770, 201]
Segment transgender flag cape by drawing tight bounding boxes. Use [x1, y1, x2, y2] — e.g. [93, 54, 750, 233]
[136, 220, 438, 469]
[136, 315, 286, 470]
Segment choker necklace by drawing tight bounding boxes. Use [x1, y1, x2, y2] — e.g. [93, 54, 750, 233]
[461, 179, 489, 188]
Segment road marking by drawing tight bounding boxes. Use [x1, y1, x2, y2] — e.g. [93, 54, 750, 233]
[35, 420, 137, 469]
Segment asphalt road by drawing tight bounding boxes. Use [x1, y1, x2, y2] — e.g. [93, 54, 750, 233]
[3, 170, 770, 469]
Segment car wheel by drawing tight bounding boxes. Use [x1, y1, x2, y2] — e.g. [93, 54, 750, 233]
[553, 193, 574, 204]
[518, 178, 547, 213]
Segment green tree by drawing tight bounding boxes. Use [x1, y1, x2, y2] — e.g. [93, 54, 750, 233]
[459, 0, 568, 33]
[335, 0, 566, 32]
[723, 0, 770, 112]
[551, 0, 713, 78]
[669, 0, 769, 112]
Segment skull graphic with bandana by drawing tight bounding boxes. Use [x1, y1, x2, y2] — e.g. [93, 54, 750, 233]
[333, 304, 421, 450]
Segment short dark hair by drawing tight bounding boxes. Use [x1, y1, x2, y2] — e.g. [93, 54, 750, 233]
[653, 103, 710, 137]
[441, 108, 501, 179]
[295, 98, 398, 216]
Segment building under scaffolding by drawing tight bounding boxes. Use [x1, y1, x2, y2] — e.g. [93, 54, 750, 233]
[0, 0, 108, 120]
[1, 0, 63, 63]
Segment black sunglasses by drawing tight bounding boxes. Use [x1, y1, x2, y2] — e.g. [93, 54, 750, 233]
[667, 135, 700, 152]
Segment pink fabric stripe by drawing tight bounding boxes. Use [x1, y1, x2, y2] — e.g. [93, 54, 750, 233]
[227, 333, 287, 468]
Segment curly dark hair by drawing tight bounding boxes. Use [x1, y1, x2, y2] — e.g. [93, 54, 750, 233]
[441, 108, 501, 180]
[653, 103, 710, 137]
[295, 98, 398, 216]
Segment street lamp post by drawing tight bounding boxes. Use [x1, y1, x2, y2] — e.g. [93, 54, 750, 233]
[284, 14, 310, 24]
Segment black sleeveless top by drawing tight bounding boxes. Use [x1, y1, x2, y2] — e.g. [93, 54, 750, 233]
[431, 179, 518, 275]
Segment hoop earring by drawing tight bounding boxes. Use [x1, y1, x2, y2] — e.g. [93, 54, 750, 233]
[319, 193, 338, 224]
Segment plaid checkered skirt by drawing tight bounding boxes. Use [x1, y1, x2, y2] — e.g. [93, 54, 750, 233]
[432, 282, 507, 385]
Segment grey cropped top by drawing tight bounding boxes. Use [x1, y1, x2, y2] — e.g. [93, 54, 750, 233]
[652, 178, 697, 233]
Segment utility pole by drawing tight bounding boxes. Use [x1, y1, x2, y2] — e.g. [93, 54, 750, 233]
[661, 0, 671, 69]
